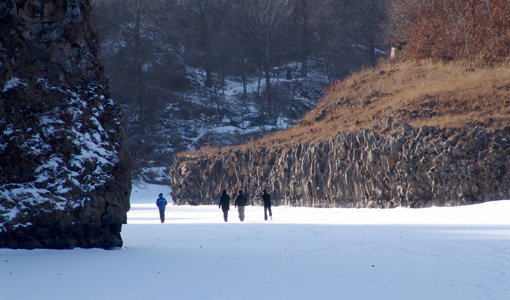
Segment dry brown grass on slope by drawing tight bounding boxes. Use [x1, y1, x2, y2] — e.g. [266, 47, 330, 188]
[180, 60, 510, 160]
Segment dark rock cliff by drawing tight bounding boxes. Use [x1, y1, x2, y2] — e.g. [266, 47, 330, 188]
[0, 0, 131, 249]
[171, 123, 510, 208]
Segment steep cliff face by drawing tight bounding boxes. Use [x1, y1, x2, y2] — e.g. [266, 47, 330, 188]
[170, 61, 510, 208]
[171, 123, 509, 208]
[0, 0, 131, 249]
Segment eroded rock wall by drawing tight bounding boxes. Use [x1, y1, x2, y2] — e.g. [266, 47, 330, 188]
[0, 0, 131, 249]
[171, 124, 510, 208]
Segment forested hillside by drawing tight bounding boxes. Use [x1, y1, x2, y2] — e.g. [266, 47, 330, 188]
[91, 0, 389, 182]
[170, 0, 510, 207]
[170, 61, 510, 207]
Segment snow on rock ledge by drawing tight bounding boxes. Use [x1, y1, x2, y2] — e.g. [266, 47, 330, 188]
[0, 0, 131, 249]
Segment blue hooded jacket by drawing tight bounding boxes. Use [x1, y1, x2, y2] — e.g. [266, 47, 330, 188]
[156, 193, 168, 210]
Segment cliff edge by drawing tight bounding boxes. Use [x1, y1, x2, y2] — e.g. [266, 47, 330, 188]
[0, 0, 131, 249]
[171, 61, 509, 207]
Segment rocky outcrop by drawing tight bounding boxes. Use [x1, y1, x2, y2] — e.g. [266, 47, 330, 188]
[0, 0, 131, 249]
[171, 123, 510, 208]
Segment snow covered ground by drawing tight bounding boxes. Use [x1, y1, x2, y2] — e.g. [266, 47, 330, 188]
[1, 183, 510, 299]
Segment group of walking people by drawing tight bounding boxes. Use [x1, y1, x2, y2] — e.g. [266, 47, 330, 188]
[155, 189, 273, 223]
[219, 189, 272, 222]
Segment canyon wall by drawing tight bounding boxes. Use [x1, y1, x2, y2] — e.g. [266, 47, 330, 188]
[171, 123, 509, 208]
[0, 0, 131, 249]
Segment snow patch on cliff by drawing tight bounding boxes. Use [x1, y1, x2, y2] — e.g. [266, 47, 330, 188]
[2, 77, 26, 92]
[0, 81, 121, 230]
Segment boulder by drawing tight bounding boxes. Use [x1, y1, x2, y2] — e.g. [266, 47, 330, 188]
[0, 0, 131, 249]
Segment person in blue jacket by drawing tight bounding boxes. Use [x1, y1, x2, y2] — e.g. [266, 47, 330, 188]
[156, 193, 168, 223]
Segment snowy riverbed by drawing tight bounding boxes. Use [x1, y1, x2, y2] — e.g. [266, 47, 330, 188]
[1, 183, 510, 299]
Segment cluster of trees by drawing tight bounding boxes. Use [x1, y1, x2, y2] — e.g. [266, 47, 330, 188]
[90, 0, 509, 181]
[177, 0, 387, 94]
[92, 0, 388, 113]
[92, 0, 509, 134]
[91, 0, 389, 179]
[387, 0, 510, 64]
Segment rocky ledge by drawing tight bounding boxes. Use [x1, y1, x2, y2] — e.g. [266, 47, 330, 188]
[0, 0, 131, 249]
[171, 122, 509, 208]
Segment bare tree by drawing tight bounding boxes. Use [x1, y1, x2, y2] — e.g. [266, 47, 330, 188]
[227, 0, 289, 113]
[290, 0, 310, 77]
[134, 0, 145, 131]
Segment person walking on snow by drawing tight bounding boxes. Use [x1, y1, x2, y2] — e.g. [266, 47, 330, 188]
[235, 190, 248, 222]
[262, 189, 272, 221]
[219, 190, 230, 222]
[156, 193, 168, 223]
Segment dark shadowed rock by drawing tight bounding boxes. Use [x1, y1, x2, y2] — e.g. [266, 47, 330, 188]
[0, 0, 131, 249]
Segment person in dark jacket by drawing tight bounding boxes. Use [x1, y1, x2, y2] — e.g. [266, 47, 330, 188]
[156, 193, 168, 223]
[234, 190, 248, 222]
[262, 189, 272, 221]
[219, 190, 230, 222]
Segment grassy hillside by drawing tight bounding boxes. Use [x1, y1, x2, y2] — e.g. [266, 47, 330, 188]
[180, 60, 510, 159]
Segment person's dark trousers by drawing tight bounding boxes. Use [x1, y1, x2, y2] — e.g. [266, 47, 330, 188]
[264, 206, 272, 220]
[222, 209, 229, 222]
[238, 206, 245, 221]
[159, 209, 165, 223]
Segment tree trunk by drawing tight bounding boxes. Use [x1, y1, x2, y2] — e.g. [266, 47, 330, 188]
[257, 64, 262, 96]
[368, 35, 376, 65]
[198, 1, 213, 88]
[205, 61, 213, 88]
[300, 0, 308, 78]
[241, 58, 247, 99]
[264, 41, 272, 111]
[134, 0, 145, 132]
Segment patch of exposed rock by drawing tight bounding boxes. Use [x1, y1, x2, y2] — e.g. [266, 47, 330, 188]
[171, 123, 509, 208]
[0, 0, 131, 249]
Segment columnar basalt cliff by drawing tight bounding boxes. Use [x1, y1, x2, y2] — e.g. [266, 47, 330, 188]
[171, 124, 509, 208]
[0, 0, 131, 249]
[170, 61, 510, 208]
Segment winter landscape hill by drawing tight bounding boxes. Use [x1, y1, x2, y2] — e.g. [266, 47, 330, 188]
[171, 60, 510, 207]
[167, 0, 509, 208]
